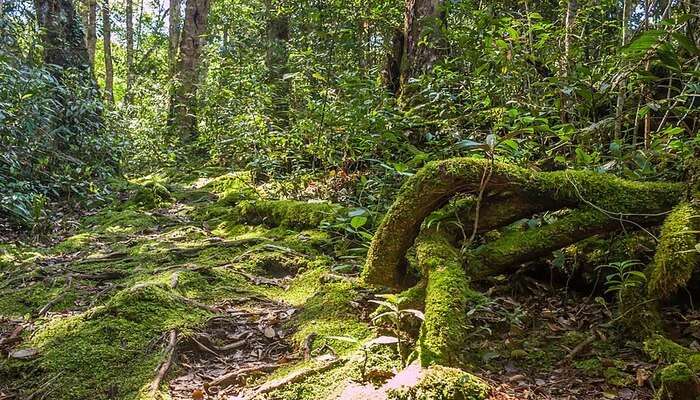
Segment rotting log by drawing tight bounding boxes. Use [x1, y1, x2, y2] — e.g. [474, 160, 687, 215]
[363, 158, 684, 288]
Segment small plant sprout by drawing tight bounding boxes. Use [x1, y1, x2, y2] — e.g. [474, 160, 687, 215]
[369, 294, 425, 367]
[597, 260, 647, 302]
[326, 335, 399, 380]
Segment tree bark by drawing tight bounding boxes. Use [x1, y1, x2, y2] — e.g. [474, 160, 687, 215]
[169, 0, 211, 143]
[102, 0, 114, 104]
[614, 0, 632, 140]
[34, 0, 103, 125]
[86, 0, 97, 65]
[265, 0, 290, 129]
[382, 28, 404, 95]
[125, 0, 134, 102]
[169, 0, 182, 77]
[400, 0, 447, 91]
[35, 0, 92, 71]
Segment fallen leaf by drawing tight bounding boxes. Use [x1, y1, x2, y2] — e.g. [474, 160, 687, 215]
[192, 388, 204, 400]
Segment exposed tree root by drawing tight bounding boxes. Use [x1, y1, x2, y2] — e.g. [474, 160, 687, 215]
[241, 358, 345, 399]
[149, 329, 178, 398]
[362, 157, 697, 400]
[363, 157, 684, 288]
[415, 229, 476, 367]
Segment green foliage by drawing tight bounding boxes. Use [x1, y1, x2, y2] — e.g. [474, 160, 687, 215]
[597, 260, 647, 302]
[0, 5, 119, 229]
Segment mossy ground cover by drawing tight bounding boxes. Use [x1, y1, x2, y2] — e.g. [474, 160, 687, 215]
[0, 169, 380, 400]
[2, 166, 695, 400]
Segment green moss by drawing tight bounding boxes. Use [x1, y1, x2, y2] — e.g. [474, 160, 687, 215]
[129, 181, 174, 209]
[3, 285, 210, 399]
[644, 335, 699, 369]
[647, 202, 700, 299]
[655, 362, 700, 400]
[387, 365, 489, 400]
[83, 209, 161, 235]
[54, 233, 96, 254]
[235, 199, 344, 229]
[604, 367, 634, 387]
[416, 230, 482, 367]
[363, 157, 682, 287]
[202, 171, 254, 195]
[574, 358, 603, 377]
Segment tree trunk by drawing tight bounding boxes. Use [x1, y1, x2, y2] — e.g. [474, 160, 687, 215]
[382, 28, 404, 95]
[559, 0, 577, 123]
[102, 0, 114, 104]
[614, 0, 632, 140]
[169, 0, 211, 143]
[86, 0, 97, 65]
[125, 0, 134, 102]
[35, 0, 92, 71]
[400, 0, 447, 91]
[169, 0, 182, 77]
[34, 0, 102, 124]
[265, 0, 290, 129]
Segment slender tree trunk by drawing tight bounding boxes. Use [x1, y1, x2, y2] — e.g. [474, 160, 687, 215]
[169, 0, 182, 76]
[614, 0, 632, 140]
[169, 0, 211, 143]
[265, 0, 290, 129]
[125, 0, 134, 102]
[400, 0, 447, 90]
[559, 0, 576, 124]
[102, 0, 113, 104]
[86, 0, 97, 65]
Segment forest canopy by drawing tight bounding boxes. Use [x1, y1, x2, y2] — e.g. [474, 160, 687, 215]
[0, 0, 699, 399]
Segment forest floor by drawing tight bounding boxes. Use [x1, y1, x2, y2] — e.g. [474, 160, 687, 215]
[0, 167, 694, 399]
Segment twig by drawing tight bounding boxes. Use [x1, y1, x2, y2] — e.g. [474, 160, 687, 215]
[149, 329, 178, 397]
[562, 333, 597, 363]
[466, 160, 493, 247]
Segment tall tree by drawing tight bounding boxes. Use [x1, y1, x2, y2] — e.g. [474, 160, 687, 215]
[125, 0, 134, 102]
[401, 0, 447, 89]
[34, 0, 102, 124]
[384, 0, 447, 95]
[265, 0, 290, 129]
[102, 0, 113, 104]
[35, 0, 92, 71]
[614, 0, 632, 140]
[86, 0, 97, 65]
[169, 0, 211, 142]
[169, 0, 182, 76]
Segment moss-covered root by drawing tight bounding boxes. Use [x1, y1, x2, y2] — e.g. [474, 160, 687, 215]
[654, 363, 700, 400]
[387, 365, 489, 400]
[415, 230, 479, 367]
[643, 335, 700, 371]
[363, 157, 683, 287]
[234, 199, 345, 229]
[647, 201, 700, 300]
[642, 335, 700, 399]
[469, 208, 624, 278]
